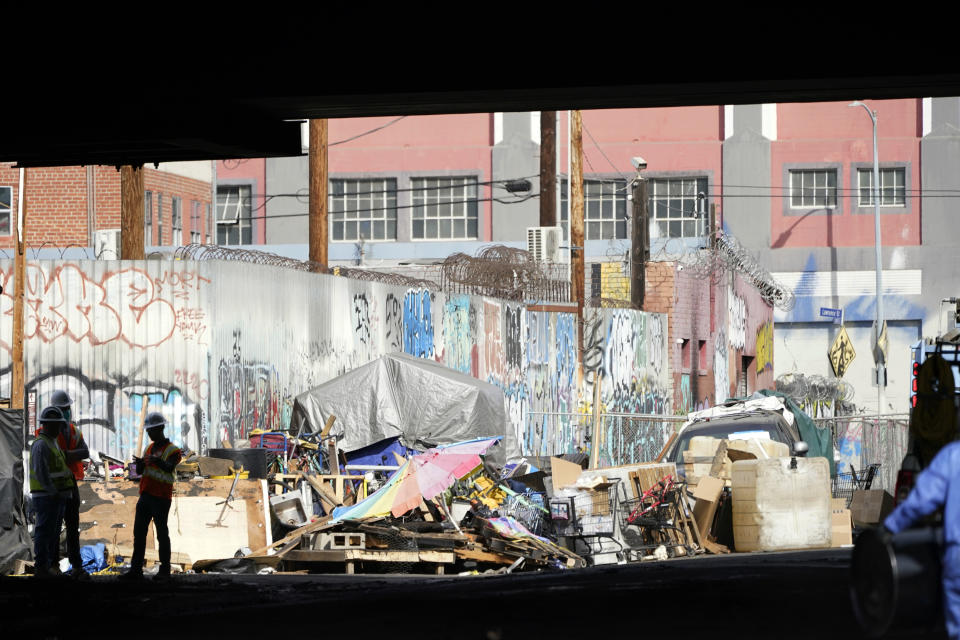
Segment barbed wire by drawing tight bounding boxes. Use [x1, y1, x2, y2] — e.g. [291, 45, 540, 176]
[174, 244, 439, 289]
[776, 372, 857, 405]
[641, 229, 795, 311]
[439, 245, 570, 303]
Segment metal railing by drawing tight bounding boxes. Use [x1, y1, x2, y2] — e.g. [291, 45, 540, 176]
[812, 413, 910, 493]
[525, 411, 686, 468]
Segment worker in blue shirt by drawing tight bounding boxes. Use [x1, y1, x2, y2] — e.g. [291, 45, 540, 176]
[884, 440, 960, 639]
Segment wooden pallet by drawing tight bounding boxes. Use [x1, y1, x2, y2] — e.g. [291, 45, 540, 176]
[284, 549, 455, 575]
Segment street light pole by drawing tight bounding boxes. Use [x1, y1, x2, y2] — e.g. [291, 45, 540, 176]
[850, 100, 886, 416]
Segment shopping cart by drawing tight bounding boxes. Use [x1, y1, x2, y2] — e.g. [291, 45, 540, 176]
[549, 480, 620, 538]
[618, 474, 693, 557]
[832, 463, 881, 507]
[503, 492, 548, 537]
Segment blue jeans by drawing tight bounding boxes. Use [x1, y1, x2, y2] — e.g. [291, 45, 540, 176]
[32, 494, 65, 572]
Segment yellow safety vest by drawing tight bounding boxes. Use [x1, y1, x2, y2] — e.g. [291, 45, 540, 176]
[30, 434, 73, 493]
[140, 442, 180, 499]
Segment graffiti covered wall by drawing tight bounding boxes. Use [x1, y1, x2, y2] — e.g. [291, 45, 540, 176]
[0, 262, 212, 458]
[0, 260, 584, 461]
[582, 308, 672, 466]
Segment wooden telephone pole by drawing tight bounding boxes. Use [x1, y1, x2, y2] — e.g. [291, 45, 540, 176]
[12, 169, 26, 409]
[630, 177, 649, 309]
[309, 119, 328, 269]
[120, 166, 145, 260]
[570, 110, 585, 321]
[539, 111, 557, 226]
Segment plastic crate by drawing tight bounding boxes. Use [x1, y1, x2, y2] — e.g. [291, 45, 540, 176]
[253, 432, 293, 455]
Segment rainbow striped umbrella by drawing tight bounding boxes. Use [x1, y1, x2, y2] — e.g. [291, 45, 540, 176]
[331, 437, 501, 521]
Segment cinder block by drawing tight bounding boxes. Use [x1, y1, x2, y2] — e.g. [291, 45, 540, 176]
[314, 532, 366, 550]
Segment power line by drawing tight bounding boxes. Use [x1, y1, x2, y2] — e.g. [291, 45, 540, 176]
[227, 175, 542, 214]
[223, 193, 540, 224]
[581, 122, 630, 184]
[328, 116, 408, 146]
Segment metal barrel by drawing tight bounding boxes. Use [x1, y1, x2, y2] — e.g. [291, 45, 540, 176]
[850, 526, 944, 637]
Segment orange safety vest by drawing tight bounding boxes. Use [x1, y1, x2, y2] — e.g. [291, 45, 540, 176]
[139, 441, 182, 500]
[34, 422, 84, 482]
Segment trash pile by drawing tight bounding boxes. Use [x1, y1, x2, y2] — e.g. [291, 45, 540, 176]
[188, 422, 723, 575]
[191, 431, 587, 575]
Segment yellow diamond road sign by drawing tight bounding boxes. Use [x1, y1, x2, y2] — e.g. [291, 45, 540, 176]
[829, 326, 856, 378]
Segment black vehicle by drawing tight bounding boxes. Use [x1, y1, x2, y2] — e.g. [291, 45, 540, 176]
[663, 409, 805, 479]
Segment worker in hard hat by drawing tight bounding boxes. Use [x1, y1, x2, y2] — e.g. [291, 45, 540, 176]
[35, 390, 90, 579]
[29, 406, 75, 577]
[121, 412, 182, 580]
[883, 440, 960, 639]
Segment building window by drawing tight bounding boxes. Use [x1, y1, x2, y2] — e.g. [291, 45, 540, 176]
[411, 176, 479, 240]
[330, 178, 397, 241]
[171, 196, 182, 246]
[144, 191, 153, 246]
[190, 200, 202, 244]
[559, 178, 629, 240]
[790, 169, 837, 208]
[0, 186, 13, 236]
[216, 185, 253, 245]
[157, 193, 164, 245]
[858, 167, 906, 207]
[649, 177, 708, 239]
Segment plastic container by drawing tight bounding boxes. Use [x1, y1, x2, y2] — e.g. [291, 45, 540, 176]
[731, 456, 831, 551]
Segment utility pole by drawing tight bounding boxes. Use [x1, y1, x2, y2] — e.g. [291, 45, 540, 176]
[850, 101, 886, 415]
[309, 119, 328, 269]
[120, 165, 145, 260]
[630, 176, 649, 309]
[12, 169, 26, 409]
[570, 110, 585, 345]
[709, 203, 717, 248]
[540, 111, 556, 226]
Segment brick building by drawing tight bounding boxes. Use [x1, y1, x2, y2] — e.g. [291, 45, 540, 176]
[215, 97, 960, 415]
[0, 162, 214, 255]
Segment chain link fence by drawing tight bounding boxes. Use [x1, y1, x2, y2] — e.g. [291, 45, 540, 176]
[525, 412, 685, 468]
[813, 414, 910, 493]
[525, 411, 911, 491]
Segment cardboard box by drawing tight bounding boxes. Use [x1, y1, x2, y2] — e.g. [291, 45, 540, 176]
[849, 489, 895, 527]
[831, 497, 852, 547]
[692, 475, 725, 541]
[550, 457, 583, 491]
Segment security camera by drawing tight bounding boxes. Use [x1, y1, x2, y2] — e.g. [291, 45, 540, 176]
[630, 156, 647, 171]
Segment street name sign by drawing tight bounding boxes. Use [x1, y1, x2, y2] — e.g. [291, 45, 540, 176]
[820, 307, 843, 323]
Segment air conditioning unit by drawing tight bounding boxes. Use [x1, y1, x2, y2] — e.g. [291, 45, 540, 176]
[94, 229, 121, 260]
[527, 226, 568, 264]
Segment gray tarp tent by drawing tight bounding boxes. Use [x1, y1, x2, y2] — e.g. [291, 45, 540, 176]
[290, 353, 519, 464]
[0, 409, 31, 573]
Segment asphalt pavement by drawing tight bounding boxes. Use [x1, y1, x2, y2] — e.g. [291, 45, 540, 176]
[0, 548, 944, 639]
